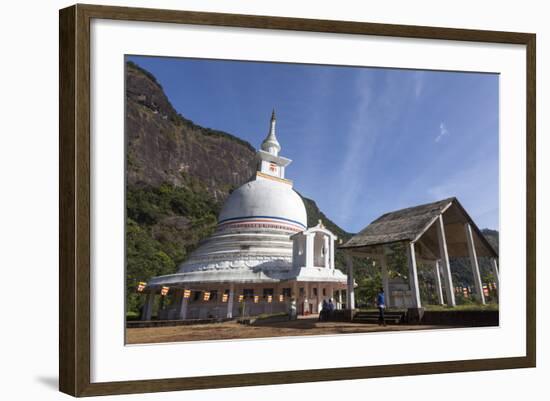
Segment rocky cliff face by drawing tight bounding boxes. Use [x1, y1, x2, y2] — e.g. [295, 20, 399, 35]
[126, 61, 256, 201]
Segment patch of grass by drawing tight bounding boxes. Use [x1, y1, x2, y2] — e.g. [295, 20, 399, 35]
[255, 312, 289, 320]
[424, 303, 499, 312]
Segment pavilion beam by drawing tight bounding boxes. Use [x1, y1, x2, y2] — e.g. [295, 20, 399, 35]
[465, 223, 486, 304]
[406, 242, 422, 308]
[345, 253, 355, 310]
[379, 253, 391, 308]
[142, 292, 154, 321]
[433, 260, 445, 305]
[491, 257, 500, 299]
[436, 215, 456, 307]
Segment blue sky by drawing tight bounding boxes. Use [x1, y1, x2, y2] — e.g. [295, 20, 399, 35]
[127, 55, 499, 233]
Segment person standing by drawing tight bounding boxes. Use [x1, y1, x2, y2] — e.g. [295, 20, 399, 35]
[376, 288, 386, 326]
[328, 298, 335, 320]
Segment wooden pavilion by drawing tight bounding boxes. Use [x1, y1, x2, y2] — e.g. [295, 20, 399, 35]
[339, 197, 499, 311]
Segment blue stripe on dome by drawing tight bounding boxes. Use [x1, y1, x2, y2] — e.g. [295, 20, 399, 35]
[218, 215, 306, 228]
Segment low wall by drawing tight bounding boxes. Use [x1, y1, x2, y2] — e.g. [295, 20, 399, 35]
[420, 310, 499, 327]
[127, 318, 232, 328]
[326, 309, 355, 322]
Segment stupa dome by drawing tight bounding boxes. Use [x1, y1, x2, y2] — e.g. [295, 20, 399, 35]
[218, 178, 307, 230]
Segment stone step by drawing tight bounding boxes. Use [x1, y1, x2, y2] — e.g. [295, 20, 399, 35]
[353, 311, 405, 324]
[354, 312, 404, 318]
[353, 316, 402, 324]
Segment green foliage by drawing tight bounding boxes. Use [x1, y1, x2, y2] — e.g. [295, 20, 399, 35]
[424, 303, 498, 312]
[355, 270, 382, 308]
[126, 181, 221, 315]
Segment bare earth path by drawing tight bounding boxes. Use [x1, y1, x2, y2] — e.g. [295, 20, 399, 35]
[126, 317, 454, 344]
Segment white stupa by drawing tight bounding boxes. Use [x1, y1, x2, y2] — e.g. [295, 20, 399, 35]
[145, 111, 348, 320]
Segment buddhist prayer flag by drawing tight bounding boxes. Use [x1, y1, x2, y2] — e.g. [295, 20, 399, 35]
[183, 289, 191, 298]
[137, 282, 146, 292]
[161, 286, 169, 296]
[238, 295, 244, 302]
[483, 285, 489, 297]
[254, 295, 259, 303]
[203, 291, 211, 301]
[222, 293, 229, 302]
[279, 294, 284, 302]
[267, 295, 273, 303]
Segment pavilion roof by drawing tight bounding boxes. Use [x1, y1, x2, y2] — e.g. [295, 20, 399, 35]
[340, 197, 497, 258]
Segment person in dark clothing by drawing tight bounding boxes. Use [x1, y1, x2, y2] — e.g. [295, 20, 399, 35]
[319, 299, 329, 321]
[376, 288, 386, 326]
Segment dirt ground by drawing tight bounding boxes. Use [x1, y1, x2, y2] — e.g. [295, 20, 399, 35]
[126, 316, 452, 344]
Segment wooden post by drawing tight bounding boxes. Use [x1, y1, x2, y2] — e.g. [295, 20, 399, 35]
[379, 254, 391, 308]
[465, 223, 486, 304]
[434, 260, 445, 305]
[345, 253, 355, 310]
[436, 215, 456, 307]
[406, 242, 422, 308]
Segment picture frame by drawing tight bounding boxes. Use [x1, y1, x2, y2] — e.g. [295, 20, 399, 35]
[59, 3, 536, 397]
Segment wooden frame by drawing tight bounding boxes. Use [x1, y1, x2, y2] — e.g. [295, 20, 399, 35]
[59, 3, 536, 397]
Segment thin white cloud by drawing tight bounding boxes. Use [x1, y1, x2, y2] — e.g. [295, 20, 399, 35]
[435, 122, 450, 142]
[335, 71, 376, 226]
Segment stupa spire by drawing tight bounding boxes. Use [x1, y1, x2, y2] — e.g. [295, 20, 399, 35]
[261, 109, 281, 156]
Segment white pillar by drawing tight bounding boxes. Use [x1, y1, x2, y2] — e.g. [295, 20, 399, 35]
[433, 260, 445, 305]
[306, 234, 314, 268]
[465, 223, 486, 304]
[379, 254, 390, 308]
[227, 284, 235, 319]
[406, 242, 422, 308]
[345, 253, 355, 310]
[338, 288, 343, 309]
[318, 283, 323, 313]
[304, 282, 309, 314]
[179, 288, 189, 320]
[324, 235, 330, 268]
[491, 257, 500, 298]
[142, 293, 154, 321]
[436, 215, 456, 306]
[330, 237, 335, 269]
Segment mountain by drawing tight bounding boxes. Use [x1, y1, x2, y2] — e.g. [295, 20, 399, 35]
[126, 61, 256, 201]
